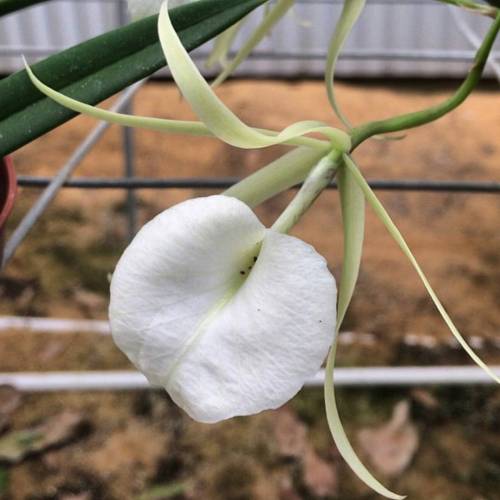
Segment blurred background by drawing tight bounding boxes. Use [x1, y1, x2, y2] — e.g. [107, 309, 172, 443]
[0, 0, 499, 498]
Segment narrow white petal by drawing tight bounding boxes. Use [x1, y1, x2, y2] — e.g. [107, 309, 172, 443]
[325, 163, 406, 500]
[158, 1, 351, 152]
[109, 195, 336, 422]
[336, 160, 365, 327]
[23, 60, 327, 151]
[343, 154, 500, 386]
[211, 0, 295, 88]
[325, 0, 366, 127]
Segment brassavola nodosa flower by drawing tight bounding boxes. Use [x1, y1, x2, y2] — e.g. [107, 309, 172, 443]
[110, 194, 336, 422]
[21, 1, 392, 497]
[24, 1, 499, 498]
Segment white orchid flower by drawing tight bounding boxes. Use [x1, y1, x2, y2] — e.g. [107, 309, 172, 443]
[22, 1, 392, 497]
[23, 1, 500, 498]
[109, 194, 336, 423]
[29, 2, 499, 498]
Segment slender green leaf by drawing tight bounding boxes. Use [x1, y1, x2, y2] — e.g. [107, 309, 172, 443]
[0, 467, 8, 494]
[325, 0, 366, 128]
[344, 154, 500, 385]
[0, 0, 266, 156]
[1, 0, 232, 122]
[324, 161, 404, 500]
[136, 482, 187, 500]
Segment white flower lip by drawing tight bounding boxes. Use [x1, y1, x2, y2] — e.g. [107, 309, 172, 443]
[109, 195, 336, 423]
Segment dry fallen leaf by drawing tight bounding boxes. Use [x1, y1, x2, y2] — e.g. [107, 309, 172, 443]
[59, 493, 92, 500]
[0, 411, 88, 464]
[273, 408, 308, 459]
[358, 400, 419, 477]
[39, 340, 66, 362]
[410, 389, 439, 410]
[277, 475, 301, 500]
[273, 408, 337, 497]
[0, 386, 22, 433]
[303, 445, 338, 498]
[73, 289, 107, 316]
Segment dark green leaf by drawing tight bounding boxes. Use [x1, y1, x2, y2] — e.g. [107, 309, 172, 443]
[0, 0, 49, 18]
[136, 482, 187, 500]
[0, 0, 266, 156]
[0, 467, 8, 494]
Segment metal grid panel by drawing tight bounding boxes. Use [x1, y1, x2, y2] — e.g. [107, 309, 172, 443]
[1, 0, 499, 75]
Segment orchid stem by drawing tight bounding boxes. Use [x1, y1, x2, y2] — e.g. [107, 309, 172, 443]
[436, 0, 497, 18]
[224, 145, 330, 208]
[350, 10, 500, 149]
[271, 150, 341, 234]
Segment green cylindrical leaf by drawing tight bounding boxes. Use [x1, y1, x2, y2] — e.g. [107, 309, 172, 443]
[0, 0, 49, 17]
[0, 0, 266, 156]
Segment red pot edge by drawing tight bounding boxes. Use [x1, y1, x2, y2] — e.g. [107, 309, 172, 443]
[0, 156, 17, 229]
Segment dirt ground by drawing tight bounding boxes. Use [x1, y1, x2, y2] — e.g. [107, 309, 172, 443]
[0, 79, 499, 499]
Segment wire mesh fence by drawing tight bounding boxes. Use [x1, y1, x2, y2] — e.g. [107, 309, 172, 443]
[1, 0, 499, 75]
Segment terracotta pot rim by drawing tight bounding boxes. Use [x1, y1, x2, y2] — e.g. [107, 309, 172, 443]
[0, 156, 17, 230]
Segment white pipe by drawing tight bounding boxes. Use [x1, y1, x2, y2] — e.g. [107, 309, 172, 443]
[0, 316, 110, 334]
[3, 316, 499, 350]
[1, 366, 499, 392]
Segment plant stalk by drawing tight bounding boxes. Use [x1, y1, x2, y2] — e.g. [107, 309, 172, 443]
[350, 11, 500, 149]
[271, 150, 341, 234]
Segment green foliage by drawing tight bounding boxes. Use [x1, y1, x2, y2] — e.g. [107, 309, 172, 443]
[0, 0, 48, 17]
[0, 0, 266, 156]
[136, 482, 187, 500]
[0, 467, 8, 494]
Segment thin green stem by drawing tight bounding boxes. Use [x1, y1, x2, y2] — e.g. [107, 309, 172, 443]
[436, 0, 497, 18]
[224, 145, 330, 207]
[350, 11, 500, 149]
[271, 150, 341, 234]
